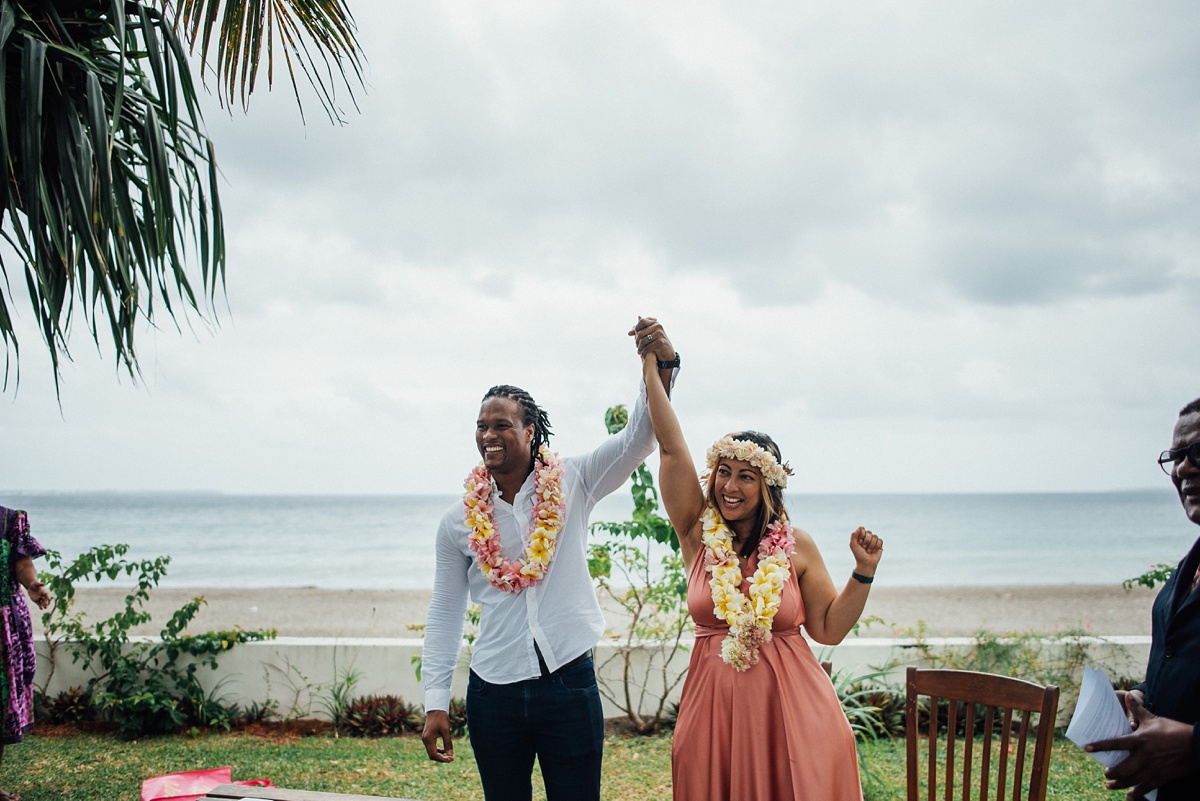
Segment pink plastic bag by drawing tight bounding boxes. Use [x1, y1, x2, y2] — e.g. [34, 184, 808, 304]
[140, 766, 274, 801]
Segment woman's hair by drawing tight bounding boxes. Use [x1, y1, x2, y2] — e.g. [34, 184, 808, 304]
[705, 430, 789, 559]
[481, 385, 553, 471]
[1180, 397, 1200, 417]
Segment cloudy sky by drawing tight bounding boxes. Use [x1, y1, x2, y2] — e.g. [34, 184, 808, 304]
[4, 0, 1198, 495]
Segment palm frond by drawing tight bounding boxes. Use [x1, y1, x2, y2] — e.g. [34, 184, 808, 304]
[0, 0, 224, 394]
[175, 0, 364, 124]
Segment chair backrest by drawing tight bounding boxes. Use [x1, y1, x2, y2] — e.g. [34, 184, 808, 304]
[905, 666, 1059, 801]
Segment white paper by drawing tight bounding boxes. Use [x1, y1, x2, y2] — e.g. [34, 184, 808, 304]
[1066, 664, 1157, 801]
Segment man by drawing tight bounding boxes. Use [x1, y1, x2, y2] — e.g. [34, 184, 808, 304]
[421, 318, 678, 801]
[1088, 397, 1200, 799]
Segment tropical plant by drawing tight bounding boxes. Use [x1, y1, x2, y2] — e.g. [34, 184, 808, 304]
[318, 665, 361, 737]
[38, 543, 277, 737]
[0, 0, 361, 392]
[589, 404, 692, 734]
[174, 0, 362, 123]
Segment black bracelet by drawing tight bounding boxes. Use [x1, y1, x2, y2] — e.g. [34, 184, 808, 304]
[851, 571, 874, 584]
[657, 352, 681, 370]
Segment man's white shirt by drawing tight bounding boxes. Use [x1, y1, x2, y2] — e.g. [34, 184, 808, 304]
[422, 377, 670, 713]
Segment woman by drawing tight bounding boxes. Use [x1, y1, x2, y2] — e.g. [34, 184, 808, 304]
[1, 507, 51, 801]
[632, 321, 882, 801]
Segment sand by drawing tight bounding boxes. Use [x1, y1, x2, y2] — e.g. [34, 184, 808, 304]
[30, 584, 1159, 639]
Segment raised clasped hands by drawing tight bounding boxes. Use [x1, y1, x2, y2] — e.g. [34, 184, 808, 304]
[849, 527, 883, 576]
[629, 316, 676, 364]
[1085, 689, 1195, 799]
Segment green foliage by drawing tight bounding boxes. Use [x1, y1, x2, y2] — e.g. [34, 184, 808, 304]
[38, 544, 277, 738]
[589, 404, 691, 734]
[1123, 563, 1176, 590]
[236, 698, 280, 726]
[174, 0, 363, 123]
[591, 539, 692, 734]
[319, 667, 362, 736]
[0, 0, 224, 390]
[592, 404, 678, 551]
[341, 694, 422, 737]
[36, 685, 94, 724]
[0, 0, 364, 390]
[895, 622, 1115, 723]
[834, 676, 906, 740]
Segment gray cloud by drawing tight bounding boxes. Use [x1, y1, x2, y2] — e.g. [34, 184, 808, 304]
[5, 0, 1198, 495]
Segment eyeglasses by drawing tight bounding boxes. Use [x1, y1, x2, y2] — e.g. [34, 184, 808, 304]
[1158, 442, 1200, 476]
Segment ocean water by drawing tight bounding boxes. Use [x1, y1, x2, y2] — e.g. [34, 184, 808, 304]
[2, 489, 1195, 589]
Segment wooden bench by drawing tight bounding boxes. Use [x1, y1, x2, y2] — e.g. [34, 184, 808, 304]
[203, 785, 417, 801]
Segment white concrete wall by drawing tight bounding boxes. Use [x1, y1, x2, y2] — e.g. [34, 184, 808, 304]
[34, 634, 1150, 722]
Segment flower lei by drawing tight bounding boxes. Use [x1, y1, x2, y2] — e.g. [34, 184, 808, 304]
[705, 435, 792, 488]
[701, 506, 796, 671]
[464, 446, 567, 593]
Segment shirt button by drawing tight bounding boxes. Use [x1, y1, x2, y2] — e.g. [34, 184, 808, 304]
[1165, 646, 1175, 658]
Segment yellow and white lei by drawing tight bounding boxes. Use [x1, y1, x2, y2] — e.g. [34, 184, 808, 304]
[702, 506, 796, 671]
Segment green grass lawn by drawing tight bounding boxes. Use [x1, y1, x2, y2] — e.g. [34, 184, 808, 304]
[4, 729, 1116, 800]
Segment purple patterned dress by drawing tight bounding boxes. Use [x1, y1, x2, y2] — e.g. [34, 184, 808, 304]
[1, 507, 45, 744]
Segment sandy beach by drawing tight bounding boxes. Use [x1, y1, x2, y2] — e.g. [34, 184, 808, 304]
[31, 584, 1158, 639]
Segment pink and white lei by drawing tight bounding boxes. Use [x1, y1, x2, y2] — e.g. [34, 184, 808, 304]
[464, 446, 567, 593]
[701, 506, 796, 671]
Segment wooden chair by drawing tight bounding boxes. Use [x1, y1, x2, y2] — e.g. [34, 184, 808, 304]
[905, 666, 1059, 801]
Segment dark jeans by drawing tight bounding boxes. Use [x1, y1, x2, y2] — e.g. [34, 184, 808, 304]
[466, 655, 603, 801]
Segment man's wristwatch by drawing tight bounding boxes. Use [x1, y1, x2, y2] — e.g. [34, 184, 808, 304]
[656, 352, 681, 370]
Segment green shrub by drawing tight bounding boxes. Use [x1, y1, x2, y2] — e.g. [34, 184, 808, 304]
[38, 544, 277, 738]
[588, 404, 691, 735]
[895, 622, 1108, 721]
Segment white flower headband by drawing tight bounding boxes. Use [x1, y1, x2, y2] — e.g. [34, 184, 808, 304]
[704, 435, 793, 488]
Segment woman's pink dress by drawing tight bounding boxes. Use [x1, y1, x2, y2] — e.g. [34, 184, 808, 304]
[671, 548, 863, 800]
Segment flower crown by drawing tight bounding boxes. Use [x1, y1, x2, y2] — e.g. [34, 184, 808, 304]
[705, 435, 793, 489]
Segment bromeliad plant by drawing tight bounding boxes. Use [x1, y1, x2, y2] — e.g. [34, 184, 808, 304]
[38, 543, 276, 738]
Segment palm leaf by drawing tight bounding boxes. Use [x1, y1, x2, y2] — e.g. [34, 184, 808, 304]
[0, 0, 224, 393]
[175, 0, 363, 123]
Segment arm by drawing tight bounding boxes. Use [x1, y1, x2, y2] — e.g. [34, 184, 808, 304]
[640, 350, 705, 569]
[794, 526, 883, 645]
[421, 517, 471, 763]
[1086, 693, 1199, 798]
[14, 555, 50, 609]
